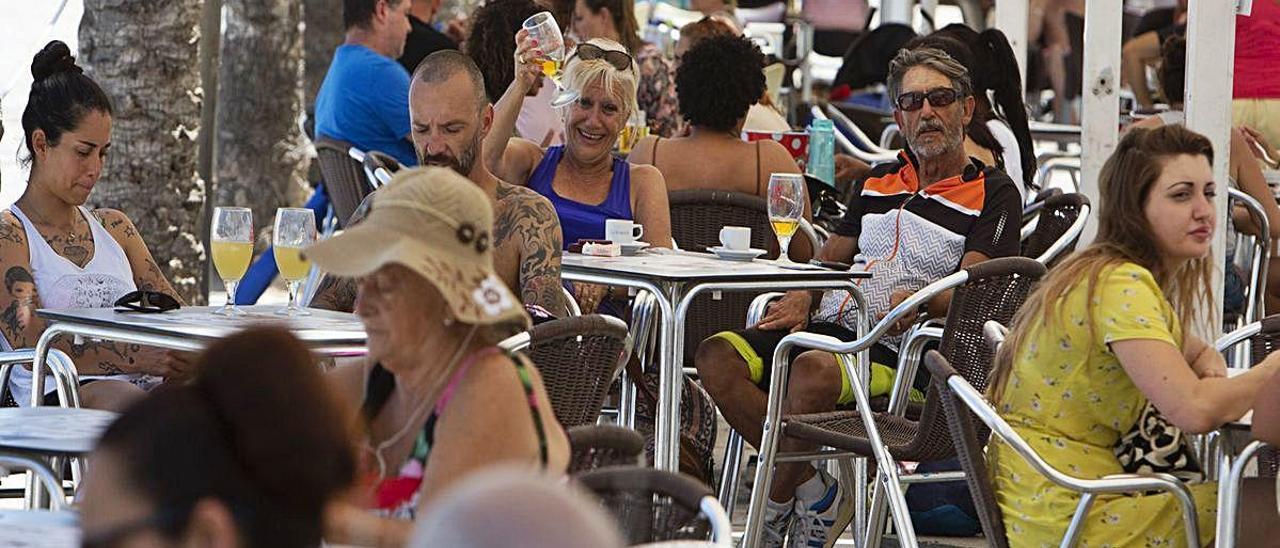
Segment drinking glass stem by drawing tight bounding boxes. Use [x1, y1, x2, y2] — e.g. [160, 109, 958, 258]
[224, 279, 238, 309]
[286, 280, 300, 313]
[778, 235, 793, 263]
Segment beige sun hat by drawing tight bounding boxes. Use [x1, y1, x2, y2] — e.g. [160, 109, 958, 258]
[304, 167, 529, 329]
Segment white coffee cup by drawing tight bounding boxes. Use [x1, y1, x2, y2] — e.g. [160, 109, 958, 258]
[605, 219, 644, 244]
[719, 226, 752, 250]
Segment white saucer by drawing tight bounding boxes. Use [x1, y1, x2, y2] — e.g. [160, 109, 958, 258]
[709, 246, 767, 261]
[619, 241, 651, 255]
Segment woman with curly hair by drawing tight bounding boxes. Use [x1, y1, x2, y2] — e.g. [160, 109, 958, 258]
[628, 34, 811, 260]
[463, 0, 564, 146]
[572, 0, 683, 137]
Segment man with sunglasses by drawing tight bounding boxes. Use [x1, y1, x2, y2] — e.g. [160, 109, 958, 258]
[694, 46, 1023, 547]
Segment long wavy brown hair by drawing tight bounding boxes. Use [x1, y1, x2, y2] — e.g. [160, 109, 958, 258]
[988, 125, 1217, 404]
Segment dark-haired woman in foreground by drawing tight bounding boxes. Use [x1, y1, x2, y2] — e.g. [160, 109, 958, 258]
[79, 328, 356, 548]
[1, 41, 186, 411]
[989, 125, 1280, 546]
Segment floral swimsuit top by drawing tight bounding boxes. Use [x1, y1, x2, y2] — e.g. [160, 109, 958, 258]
[361, 347, 549, 519]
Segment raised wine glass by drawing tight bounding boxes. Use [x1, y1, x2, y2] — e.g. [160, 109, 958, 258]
[522, 11, 579, 108]
[274, 208, 317, 317]
[767, 173, 806, 265]
[210, 207, 253, 316]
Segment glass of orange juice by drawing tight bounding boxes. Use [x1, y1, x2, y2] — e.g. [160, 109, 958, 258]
[211, 207, 253, 316]
[273, 208, 317, 317]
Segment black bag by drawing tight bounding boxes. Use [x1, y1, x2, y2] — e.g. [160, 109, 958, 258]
[1114, 401, 1204, 483]
[625, 359, 718, 485]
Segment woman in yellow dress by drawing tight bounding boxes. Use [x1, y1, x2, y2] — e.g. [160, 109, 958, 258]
[987, 124, 1280, 547]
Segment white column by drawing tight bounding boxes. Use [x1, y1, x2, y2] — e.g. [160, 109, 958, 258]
[994, 0, 1028, 92]
[1077, 0, 1123, 246]
[881, 0, 915, 25]
[1184, 0, 1240, 339]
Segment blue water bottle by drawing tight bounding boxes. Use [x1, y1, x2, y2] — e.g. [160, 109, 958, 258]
[807, 119, 836, 188]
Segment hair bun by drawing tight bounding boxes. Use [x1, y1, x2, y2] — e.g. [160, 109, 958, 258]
[31, 41, 82, 84]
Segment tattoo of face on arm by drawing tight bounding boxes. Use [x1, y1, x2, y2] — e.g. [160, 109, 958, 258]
[1, 266, 38, 342]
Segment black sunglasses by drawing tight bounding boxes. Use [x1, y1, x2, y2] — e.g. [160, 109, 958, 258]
[571, 43, 634, 72]
[114, 290, 181, 314]
[895, 87, 962, 112]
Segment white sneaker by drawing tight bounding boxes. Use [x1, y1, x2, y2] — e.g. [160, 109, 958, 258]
[757, 500, 794, 548]
[787, 470, 855, 548]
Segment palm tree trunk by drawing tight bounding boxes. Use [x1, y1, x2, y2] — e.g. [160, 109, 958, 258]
[79, 0, 206, 304]
[214, 0, 309, 230]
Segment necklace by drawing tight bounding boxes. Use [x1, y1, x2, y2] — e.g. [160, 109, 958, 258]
[22, 203, 85, 246]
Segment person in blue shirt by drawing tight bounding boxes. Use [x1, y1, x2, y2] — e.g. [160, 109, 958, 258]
[315, 0, 417, 167]
[239, 0, 414, 306]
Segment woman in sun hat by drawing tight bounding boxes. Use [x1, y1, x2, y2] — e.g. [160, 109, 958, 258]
[312, 167, 569, 545]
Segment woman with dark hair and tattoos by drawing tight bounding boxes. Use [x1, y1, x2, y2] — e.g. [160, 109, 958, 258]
[0, 41, 188, 411]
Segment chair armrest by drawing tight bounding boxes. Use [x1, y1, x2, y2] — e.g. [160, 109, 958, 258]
[776, 268, 970, 358]
[747, 292, 787, 328]
[889, 325, 943, 416]
[0, 455, 69, 512]
[699, 495, 733, 546]
[498, 332, 531, 352]
[984, 321, 1009, 353]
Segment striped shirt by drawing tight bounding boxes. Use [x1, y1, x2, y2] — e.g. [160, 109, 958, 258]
[813, 150, 1022, 347]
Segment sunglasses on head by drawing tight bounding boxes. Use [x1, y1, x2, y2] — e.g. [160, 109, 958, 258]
[114, 290, 181, 314]
[571, 43, 634, 72]
[895, 87, 962, 112]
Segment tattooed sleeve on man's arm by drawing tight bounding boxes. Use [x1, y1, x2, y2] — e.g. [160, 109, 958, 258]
[497, 190, 567, 317]
[310, 274, 358, 312]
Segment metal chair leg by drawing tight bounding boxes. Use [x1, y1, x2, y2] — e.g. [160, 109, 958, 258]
[717, 430, 745, 515]
[1061, 492, 1097, 547]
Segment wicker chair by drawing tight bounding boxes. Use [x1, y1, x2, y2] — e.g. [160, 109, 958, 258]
[524, 315, 633, 428]
[577, 466, 731, 546]
[927, 349, 1009, 547]
[1021, 187, 1062, 226]
[314, 137, 371, 228]
[743, 257, 1046, 546]
[1227, 188, 1271, 328]
[667, 190, 780, 368]
[567, 424, 646, 474]
[1021, 192, 1090, 267]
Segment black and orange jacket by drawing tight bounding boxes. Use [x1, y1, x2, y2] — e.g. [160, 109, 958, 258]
[833, 149, 1021, 263]
[813, 150, 1021, 338]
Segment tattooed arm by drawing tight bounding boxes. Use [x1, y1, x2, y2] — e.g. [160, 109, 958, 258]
[93, 209, 184, 305]
[0, 213, 178, 379]
[495, 186, 568, 317]
[309, 274, 358, 312]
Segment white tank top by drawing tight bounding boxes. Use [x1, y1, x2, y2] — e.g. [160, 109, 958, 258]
[6, 205, 141, 406]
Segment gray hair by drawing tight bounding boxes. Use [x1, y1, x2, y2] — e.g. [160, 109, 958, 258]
[410, 468, 625, 548]
[886, 47, 973, 107]
[411, 50, 489, 110]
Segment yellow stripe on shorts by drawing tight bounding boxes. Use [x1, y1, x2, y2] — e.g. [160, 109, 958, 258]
[709, 331, 920, 406]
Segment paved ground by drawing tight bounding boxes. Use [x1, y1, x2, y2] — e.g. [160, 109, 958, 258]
[712, 415, 991, 547]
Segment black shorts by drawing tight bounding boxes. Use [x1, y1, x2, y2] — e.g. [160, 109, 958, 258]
[2, 379, 99, 408]
[707, 322, 903, 405]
